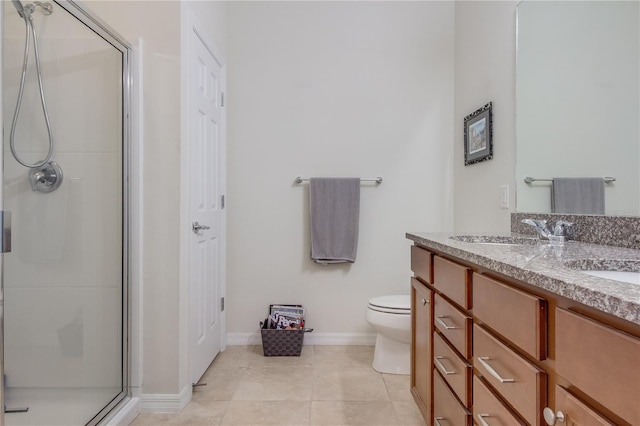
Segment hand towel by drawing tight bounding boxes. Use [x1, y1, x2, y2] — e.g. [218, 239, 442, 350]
[310, 178, 360, 264]
[552, 177, 605, 214]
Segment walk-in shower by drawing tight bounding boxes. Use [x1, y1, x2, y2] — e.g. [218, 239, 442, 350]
[2, 0, 131, 424]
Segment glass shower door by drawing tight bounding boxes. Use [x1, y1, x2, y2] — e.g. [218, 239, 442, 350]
[2, 1, 130, 424]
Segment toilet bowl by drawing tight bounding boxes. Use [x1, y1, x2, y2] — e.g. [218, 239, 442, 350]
[366, 295, 411, 374]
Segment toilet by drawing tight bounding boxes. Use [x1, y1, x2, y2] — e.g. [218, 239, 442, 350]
[366, 294, 412, 374]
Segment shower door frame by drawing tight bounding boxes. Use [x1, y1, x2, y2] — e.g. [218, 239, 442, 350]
[1, 1, 133, 425]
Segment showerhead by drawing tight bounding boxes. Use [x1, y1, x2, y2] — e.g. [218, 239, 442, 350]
[12, 0, 25, 17]
[11, 0, 38, 19]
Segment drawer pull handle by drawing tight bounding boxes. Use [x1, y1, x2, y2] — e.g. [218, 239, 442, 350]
[434, 356, 456, 375]
[421, 298, 428, 306]
[436, 316, 457, 330]
[477, 357, 515, 383]
[477, 414, 492, 426]
[434, 417, 445, 426]
[543, 407, 566, 425]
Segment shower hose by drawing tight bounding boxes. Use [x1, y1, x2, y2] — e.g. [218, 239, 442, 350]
[9, 5, 54, 169]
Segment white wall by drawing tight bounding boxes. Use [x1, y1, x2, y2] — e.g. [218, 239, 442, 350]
[453, 1, 518, 233]
[87, 0, 184, 395]
[226, 1, 455, 337]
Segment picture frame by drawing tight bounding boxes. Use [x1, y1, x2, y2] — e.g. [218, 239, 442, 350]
[464, 102, 493, 166]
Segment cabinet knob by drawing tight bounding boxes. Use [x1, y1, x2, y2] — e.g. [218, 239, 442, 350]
[543, 407, 565, 425]
[421, 298, 427, 306]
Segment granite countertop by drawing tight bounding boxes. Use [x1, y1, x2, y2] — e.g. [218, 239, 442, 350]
[406, 232, 640, 325]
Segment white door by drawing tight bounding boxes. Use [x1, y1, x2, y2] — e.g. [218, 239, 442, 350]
[189, 28, 225, 384]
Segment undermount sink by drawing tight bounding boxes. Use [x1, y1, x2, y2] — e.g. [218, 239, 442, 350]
[580, 270, 640, 286]
[563, 259, 640, 286]
[449, 235, 538, 246]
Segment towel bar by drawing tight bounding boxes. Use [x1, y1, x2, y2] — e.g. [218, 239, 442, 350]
[295, 177, 383, 184]
[524, 176, 615, 184]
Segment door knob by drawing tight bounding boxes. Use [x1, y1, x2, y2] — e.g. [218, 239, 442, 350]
[543, 407, 565, 425]
[192, 221, 210, 233]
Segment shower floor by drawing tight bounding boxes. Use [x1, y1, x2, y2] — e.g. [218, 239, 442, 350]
[5, 387, 122, 425]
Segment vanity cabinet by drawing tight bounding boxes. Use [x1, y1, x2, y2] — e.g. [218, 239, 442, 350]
[548, 385, 615, 426]
[555, 308, 640, 425]
[409, 242, 640, 426]
[410, 246, 433, 421]
[433, 369, 471, 426]
[474, 323, 547, 425]
[411, 277, 433, 419]
[473, 273, 547, 361]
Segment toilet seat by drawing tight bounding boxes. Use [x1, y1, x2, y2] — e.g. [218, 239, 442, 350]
[368, 295, 411, 314]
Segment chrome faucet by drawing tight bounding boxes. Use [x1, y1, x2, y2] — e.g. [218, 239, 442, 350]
[521, 219, 573, 243]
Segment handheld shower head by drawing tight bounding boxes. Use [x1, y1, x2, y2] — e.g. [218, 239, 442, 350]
[12, 0, 26, 18]
[11, 0, 38, 19]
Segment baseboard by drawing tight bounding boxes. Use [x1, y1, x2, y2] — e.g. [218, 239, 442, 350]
[139, 384, 192, 413]
[226, 332, 376, 346]
[104, 396, 140, 425]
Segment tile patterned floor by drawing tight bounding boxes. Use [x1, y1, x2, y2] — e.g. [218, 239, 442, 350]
[131, 345, 426, 426]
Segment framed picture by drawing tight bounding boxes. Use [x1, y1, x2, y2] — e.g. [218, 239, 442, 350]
[464, 102, 493, 166]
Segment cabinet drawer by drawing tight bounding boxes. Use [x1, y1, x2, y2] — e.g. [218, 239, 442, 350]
[556, 308, 640, 426]
[473, 273, 547, 360]
[553, 385, 615, 426]
[474, 324, 547, 425]
[411, 245, 433, 284]
[433, 331, 472, 408]
[433, 256, 472, 309]
[411, 278, 432, 416]
[434, 369, 471, 426]
[473, 375, 526, 426]
[434, 294, 472, 359]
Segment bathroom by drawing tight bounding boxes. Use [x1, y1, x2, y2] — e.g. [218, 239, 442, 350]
[1, 0, 638, 425]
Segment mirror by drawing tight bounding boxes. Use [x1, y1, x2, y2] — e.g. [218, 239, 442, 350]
[516, 1, 639, 216]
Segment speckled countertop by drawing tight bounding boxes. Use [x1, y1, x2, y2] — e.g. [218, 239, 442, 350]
[406, 232, 640, 325]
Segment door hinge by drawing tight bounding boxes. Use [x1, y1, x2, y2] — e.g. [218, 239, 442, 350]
[221, 297, 225, 312]
[221, 195, 225, 210]
[221, 92, 225, 107]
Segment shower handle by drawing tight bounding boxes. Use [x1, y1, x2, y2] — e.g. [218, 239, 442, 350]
[0, 212, 10, 253]
[192, 222, 210, 234]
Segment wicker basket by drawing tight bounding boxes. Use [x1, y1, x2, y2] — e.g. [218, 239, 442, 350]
[260, 328, 305, 357]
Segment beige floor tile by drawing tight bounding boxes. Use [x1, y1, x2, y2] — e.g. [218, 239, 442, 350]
[250, 344, 315, 367]
[208, 345, 261, 369]
[313, 345, 374, 370]
[312, 367, 389, 401]
[221, 400, 311, 425]
[131, 402, 229, 425]
[392, 401, 427, 426]
[130, 413, 180, 425]
[193, 367, 249, 401]
[233, 366, 314, 401]
[310, 401, 399, 425]
[382, 373, 413, 401]
[131, 346, 430, 426]
[179, 400, 229, 423]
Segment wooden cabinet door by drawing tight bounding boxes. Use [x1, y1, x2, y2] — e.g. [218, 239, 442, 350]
[553, 385, 614, 426]
[434, 294, 472, 359]
[412, 278, 433, 422]
[556, 308, 640, 425]
[473, 273, 547, 360]
[433, 256, 472, 309]
[434, 370, 471, 426]
[474, 324, 547, 425]
[411, 245, 433, 284]
[473, 375, 526, 426]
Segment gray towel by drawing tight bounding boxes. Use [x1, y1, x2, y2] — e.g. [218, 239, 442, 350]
[552, 177, 605, 214]
[310, 178, 360, 264]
